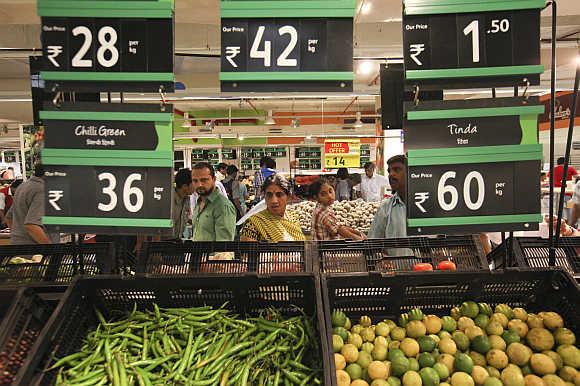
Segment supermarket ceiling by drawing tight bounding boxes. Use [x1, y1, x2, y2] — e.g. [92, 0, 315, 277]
[0, 0, 578, 126]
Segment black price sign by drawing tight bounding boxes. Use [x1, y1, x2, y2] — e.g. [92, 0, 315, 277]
[407, 160, 541, 235]
[38, 0, 174, 92]
[44, 165, 172, 234]
[403, 1, 543, 88]
[221, 18, 353, 92]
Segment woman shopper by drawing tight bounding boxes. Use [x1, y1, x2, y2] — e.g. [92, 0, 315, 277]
[335, 167, 351, 201]
[310, 179, 366, 241]
[240, 175, 305, 242]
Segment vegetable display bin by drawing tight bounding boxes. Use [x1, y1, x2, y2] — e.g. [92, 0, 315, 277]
[316, 235, 487, 274]
[138, 240, 312, 275]
[16, 273, 330, 386]
[488, 237, 580, 278]
[0, 287, 60, 386]
[322, 268, 580, 386]
[0, 243, 115, 285]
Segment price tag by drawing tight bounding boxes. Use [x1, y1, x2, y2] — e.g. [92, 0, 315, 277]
[407, 159, 541, 235]
[44, 165, 172, 234]
[38, 0, 174, 92]
[220, 0, 355, 92]
[324, 140, 360, 169]
[403, 0, 544, 88]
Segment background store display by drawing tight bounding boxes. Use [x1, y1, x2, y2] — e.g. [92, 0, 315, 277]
[402, 0, 544, 89]
[220, 0, 355, 92]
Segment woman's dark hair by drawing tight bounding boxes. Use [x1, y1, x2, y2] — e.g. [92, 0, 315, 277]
[226, 164, 238, 176]
[217, 163, 228, 172]
[337, 168, 349, 180]
[264, 157, 276, 169]
[262, 174, 290, 196]
[310, 179, 332, 197]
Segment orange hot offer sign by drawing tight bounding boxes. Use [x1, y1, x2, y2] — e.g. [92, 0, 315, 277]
[324, 139, 361, 168]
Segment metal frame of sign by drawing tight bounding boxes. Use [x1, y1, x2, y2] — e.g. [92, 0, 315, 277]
[41, 103, 173, 162]
[407, 146, 543, 235]
[38, 0, 175, 92]
[404, 97, 544, 150]
[220, 0, 355, 92]
[403, 0, 544, 89]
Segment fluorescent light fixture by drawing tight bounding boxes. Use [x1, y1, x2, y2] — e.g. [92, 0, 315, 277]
[264, 110, 276, 125]
[305, 134, 313, 140]
[354, 112, 364, 128]
[361, 2, 372, 14]
[205, 120, 215, 131]
[357, 61, 374, 75]
[238, 134, 245, 141]
[181, 112, 192, 129]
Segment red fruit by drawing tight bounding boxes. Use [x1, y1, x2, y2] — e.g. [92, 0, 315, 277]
[437, 260, 457, 270]
[413, 263, 433, 271]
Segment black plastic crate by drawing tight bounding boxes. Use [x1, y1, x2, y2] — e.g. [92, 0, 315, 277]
[17, 273, 330, 386]
[488, 237, 580, 278]
[316, 235, 487, 273]
[0, 287, 58, 386]
[322, 268, 580, 386]
[0, 243, 115, 284]
[138, 240, 311, 275]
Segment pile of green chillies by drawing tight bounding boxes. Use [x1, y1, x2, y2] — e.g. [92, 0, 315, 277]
[49, 303, 321, 386]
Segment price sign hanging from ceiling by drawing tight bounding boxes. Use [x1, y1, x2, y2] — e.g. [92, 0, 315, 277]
[37, 0, 175, 92]
[220, 0, 355, 92]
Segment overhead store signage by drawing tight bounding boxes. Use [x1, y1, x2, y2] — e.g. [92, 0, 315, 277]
[407, 156, 542, 235]
[44, 165, 172, 234]
[42, 103, 174, 235]
[404, 97, 544, 149]
[402, 0, 544, 88]
[37, 0, 175, 92]
[404, 98, 543, 235]
[41, 103, 172, 160]
[220, 0, 355, 92]
[324, 139, 360, 168]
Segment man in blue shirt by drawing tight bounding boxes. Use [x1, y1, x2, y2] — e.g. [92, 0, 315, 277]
[369, 155, 407, 239]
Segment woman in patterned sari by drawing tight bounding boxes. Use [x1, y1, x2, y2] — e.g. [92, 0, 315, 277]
[240, 175, 305, 242]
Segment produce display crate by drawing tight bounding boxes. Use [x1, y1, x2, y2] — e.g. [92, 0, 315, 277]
[0, 287, 59, 386]
[488, 237, 580, 278]
[137, 240, 311, 275]
[322, 268, 580, 386]
[316, 235, 487, 273]
[0, 243, 115, 285]
[16, 274, 330, 386]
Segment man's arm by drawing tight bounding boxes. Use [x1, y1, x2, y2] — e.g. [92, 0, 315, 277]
[214, 200, 237, 241]
[24, 224, 51, 244]
[368, 201, 388, 239]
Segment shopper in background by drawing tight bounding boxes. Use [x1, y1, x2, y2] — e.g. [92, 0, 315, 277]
[0, 179, 23, 228]
[311, 179, 365, 241]
[550, 157, 578, 188]
[171, 168, 193, 240]
[7, 165, 54, 244]
[223, 165, 248, 219]
[190, 162, 236, 241]
[190, 172, 228, 211]
[360, 162, 389, 202]
[215, 163, 227, 182]
[240, 175, 305, 242]
[1, 167, 14, 180]
[368, 155, 407, 239]
[253, 156, 277, 202]
[335, 168, 351, 201]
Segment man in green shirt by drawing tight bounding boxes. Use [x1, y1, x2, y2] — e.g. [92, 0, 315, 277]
[191, 162, 236, 241]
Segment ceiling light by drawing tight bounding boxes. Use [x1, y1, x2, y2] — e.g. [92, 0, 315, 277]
[181, 113, 191, 129]
[264, 110, 276, 125]
[361, 2, 372, 14]
[354, 112, 364, 128]
[291, 118, 300, 129]
[305, 134, 313, 140]
[238, 134, 245, 141]
[357, 61, 374, 75]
